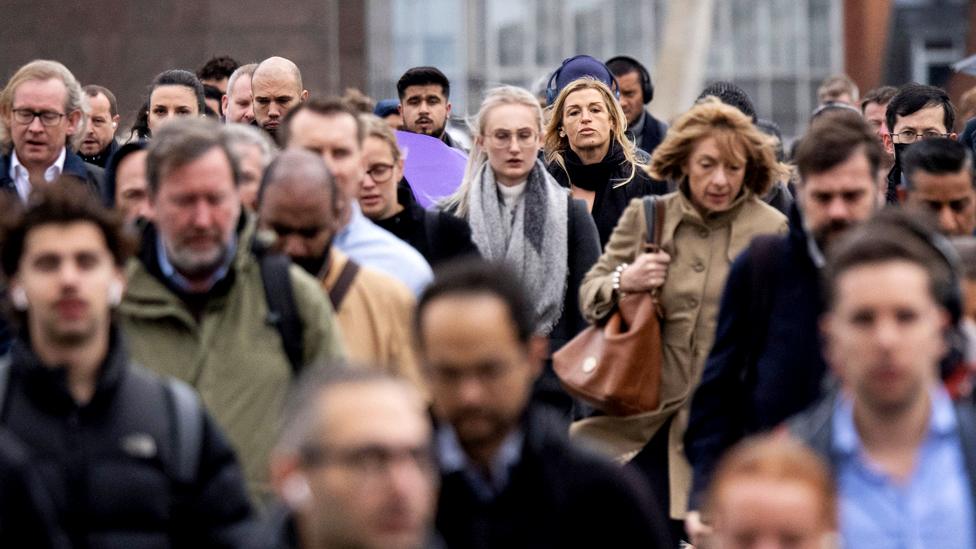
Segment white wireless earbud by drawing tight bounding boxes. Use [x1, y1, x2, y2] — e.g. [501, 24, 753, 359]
[10, 287, 27, 311]
[112, 121, 118, 129]
[281, 473, 312, 510]
[108, 281, 123, 307]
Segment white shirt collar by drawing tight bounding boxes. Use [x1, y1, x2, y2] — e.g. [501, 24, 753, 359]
[9, 147, 67, 202]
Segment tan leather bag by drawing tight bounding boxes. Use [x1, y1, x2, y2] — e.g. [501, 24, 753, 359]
[553, 196, 664, 416]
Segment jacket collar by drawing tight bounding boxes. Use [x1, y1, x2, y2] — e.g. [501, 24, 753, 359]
[12, 324, 129, 413]
[127, 212, 254, 309]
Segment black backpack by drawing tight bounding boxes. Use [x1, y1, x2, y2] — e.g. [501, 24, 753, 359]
[256, 252, 305, 375]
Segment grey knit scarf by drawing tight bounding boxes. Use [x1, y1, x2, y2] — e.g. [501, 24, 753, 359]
[467, 160, 569, 335]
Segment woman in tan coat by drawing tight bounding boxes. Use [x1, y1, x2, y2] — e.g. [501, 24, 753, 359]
[574, 98, 788, 539]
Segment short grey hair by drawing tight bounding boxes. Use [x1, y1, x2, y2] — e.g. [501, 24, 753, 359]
[226, 63, 257, 97]
[222, 122, 277, 169]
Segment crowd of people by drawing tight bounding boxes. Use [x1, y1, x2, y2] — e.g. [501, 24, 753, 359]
[0, 49, 974, 548]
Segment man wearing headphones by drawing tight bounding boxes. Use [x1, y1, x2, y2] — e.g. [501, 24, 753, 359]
[787, 209, 976, 548]
[606, 56, 668, 154]
[78, 85, 120, 168]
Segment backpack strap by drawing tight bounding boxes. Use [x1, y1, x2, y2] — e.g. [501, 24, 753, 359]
[423, 209, 441, 259]
[165, 378, 204, 485]
[328, 259, 361, 311]
[258, 252, 305, 375]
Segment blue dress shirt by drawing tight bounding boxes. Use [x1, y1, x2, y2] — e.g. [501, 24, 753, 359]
[333, 202, 433, 296]
[832, 387, 975, 548]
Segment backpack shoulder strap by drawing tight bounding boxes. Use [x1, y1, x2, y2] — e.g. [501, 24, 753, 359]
[328, 259, 361, 311]
[259, 252, 305, 375]
[423, 209, 441, 258]
[165, 378, 204, 485]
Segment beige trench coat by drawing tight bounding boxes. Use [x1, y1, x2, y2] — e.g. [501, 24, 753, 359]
[573, 190, 787, 519]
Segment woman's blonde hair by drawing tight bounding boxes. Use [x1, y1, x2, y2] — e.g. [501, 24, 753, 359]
[649, 97, 785, 196]
[543, 77, 643, 188]
[358, 113, 401, 162]
[441, 85, 543, 218]
[706, 434, 837, 531]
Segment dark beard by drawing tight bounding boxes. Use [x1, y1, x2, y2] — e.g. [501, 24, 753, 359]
[292, 242, 331, 277]
[812, 218, 855, 252]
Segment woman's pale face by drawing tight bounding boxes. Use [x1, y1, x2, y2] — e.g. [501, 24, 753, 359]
[712, 478, 833, 549]
[359, 136, 404, 220]
[148, 85, 199, 134]
[480, 103, 541, 186]
[684, 135, 747, 213]
[561, 88, 613, 154]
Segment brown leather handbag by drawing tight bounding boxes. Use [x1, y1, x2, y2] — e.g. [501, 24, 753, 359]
[554, 196, 665, 416]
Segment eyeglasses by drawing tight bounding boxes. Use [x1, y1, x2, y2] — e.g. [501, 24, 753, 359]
[300, 443, 436, 476]
[487, 129, 538, 149]
[890, 129, 950, 143]
[12, 108, 66, 127]
[366, 163, 396, 183]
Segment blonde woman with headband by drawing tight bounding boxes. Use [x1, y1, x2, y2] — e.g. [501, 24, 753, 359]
[574, 98, 788, 539]
[545, 78, 668, 248]
[442, 86, 601, 405]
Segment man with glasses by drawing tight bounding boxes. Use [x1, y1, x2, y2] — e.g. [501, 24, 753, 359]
[415, 259, 672, 549]
[0, 60, 104, 202]
[881, 83, 957, 203]
[279, 98, 433, 296]
[256, 367, 439, 549]
[78, 85, 120, 168]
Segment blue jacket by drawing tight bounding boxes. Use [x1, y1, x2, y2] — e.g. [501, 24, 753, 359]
[684, 202, 828, 508]
[0, 149, 104, 198]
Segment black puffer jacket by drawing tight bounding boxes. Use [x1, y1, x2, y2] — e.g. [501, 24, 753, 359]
[547, 142, 668, 247]
[0, 329, 254, 548]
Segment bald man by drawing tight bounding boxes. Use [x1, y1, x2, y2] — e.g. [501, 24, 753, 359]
[252, 56, 308, 138]
[257, 149, 422, 387]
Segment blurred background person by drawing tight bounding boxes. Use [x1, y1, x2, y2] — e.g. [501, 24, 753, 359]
[102, 141, 151, 224]
[222, 122, 277, 211]
[197, 55, 240, 95]
[701, 435, 838, 549]
[258, 367, 438, 549]
[222, 63, 257, 125]
[78, 85, 120, 168]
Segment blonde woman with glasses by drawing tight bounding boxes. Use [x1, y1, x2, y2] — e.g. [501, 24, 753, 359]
[442, 86, 601, 411]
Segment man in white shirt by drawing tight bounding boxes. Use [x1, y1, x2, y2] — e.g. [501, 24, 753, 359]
[0, 59, 103, 202]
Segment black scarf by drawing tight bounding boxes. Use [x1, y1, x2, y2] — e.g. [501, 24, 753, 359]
[561, 141, 626, 191]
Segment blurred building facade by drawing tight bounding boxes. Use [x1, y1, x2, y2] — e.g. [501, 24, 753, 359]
[367, 0, 844, 139]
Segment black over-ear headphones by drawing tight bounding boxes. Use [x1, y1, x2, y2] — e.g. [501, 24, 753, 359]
[605, 55, 653, 104]
[545, 55, 621, 106]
